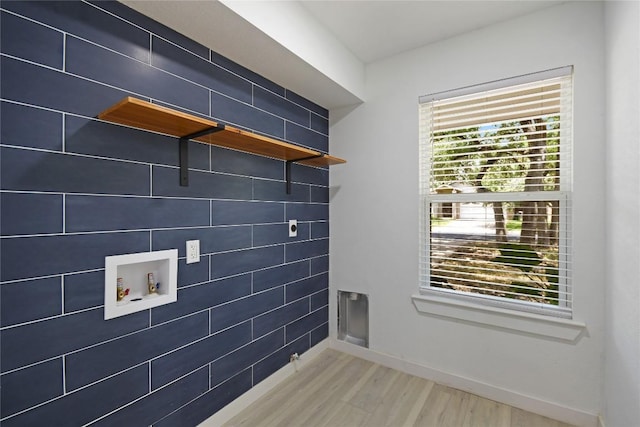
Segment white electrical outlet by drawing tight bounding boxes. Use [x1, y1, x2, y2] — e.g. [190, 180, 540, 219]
[289, 220, 298, 237]
[186, 240, 200, 264]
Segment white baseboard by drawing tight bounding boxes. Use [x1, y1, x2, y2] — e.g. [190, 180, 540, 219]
[330, 339, 599, 427]
[199, 339, 330, 427]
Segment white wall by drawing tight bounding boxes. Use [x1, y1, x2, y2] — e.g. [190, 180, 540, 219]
[330, 1, 605, 418]
[604, 1, 640, 426]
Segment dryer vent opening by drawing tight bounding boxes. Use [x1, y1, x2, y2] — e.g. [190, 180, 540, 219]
[337, 291, 368, 348]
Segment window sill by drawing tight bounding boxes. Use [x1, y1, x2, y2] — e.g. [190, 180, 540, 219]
[411, 292, 586, 342]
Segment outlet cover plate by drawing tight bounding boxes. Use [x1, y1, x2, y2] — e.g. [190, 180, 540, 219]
[186, 240, 200, 264]
[289, 220, 298, 237]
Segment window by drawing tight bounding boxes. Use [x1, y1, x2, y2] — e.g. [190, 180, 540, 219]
[419, 67, 573, 318]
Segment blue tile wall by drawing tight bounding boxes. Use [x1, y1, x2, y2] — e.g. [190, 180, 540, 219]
[0, 1, 330, 425]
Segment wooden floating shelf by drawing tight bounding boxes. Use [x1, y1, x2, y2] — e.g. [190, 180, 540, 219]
[98, 97, 345, 169]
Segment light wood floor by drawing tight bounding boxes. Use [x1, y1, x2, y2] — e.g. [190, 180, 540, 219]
[224, 349, 573, 427]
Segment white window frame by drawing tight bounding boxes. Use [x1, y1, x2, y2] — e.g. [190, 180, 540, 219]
[417, 67, 576, 323]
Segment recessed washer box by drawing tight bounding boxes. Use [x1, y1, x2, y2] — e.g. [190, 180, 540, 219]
[104, 249, 178, 320]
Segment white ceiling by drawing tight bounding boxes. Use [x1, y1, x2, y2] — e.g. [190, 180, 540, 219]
[300, 1, 565, 64]
[120, 1, 566, 109]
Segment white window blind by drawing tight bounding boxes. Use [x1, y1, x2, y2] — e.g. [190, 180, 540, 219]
[419, 68, 573, 318]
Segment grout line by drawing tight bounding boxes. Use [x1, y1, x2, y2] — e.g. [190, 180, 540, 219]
[62, 33, 66, 72]
[60, 275, 65, 314]
[62, 355, 67, 394]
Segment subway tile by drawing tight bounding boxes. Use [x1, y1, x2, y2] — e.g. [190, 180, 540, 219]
[0, 56, 129, 117]
[1, 277, 62, 327]
[286, 90, 328, 118]
[211, 91, 284, 139]
[64, 270, 104, 313]
[210, 287, 283, 333]
[254, 87, 309, 127]
[285, 239, 329, 263]
[151, 274, 251, 325]
[0, 231, 149, 282]
[88, 1, 208, 60]
[177, 258, 210, 288]
[311, 221, 329, 239]
[286, 122, 328, 153]
[310, 113, 329, 135]
[66, 36, 208, 115]
[286, 273, 328, 303]
[1, 308, 148, 373]
[210, 51, 284, 96]
[151, 322, 251, 390]
[0, 101, 62, 151]
[311, 255, 329, 275]
[0, 358, 63, 417]
[152, 36, 252, 104]
[253, 260, 310, 293]
[2, 0, 150, 62]
[152, 165, 252, 200]
[210, 328, 284, 386]
[211, 200, 283, 226]
[65, 312, 207, 391]
[1, 147, 150, 196]
[154, 368, 252, 427]
[287, 201, 331, 222]
[211, 146, 283, 180]
[1, 365, 148, 427]
[285, 306, 328, 343]
[152, 226, 252, 257]
[253, 299, 309, 339]
[311, 185, 330, 203]
[311, 322, 329, 347]
[210, 246, 284, 280]
[65, 195, 210, 232]
[311, 289, 329, 311]
[254, 222, 309, 247]
[0, 193, 63, 236]
[65, 116, 209, 171]
[253, 334, 309, 385]
[252, 179, 310, 203]
[290, 162, 329, 186]
[0, 11, 63, 69]
[92, 366, 208, 427]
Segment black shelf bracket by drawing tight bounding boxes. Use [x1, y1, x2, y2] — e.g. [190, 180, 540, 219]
[285, 154, 325, 194]
[179, 125, 225, 186]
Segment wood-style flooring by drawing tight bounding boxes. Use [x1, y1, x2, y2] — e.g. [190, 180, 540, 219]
[224, 349, 573, 427]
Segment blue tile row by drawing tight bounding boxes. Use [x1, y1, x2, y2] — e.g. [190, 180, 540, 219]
[64, 270, 104, 313]
[211, 146, 283, 180]
[286, 306, 328, 343]
[253, 299, 309, 339]
[65, 312, 208, 391]
[152, 36, 252, 105]
[210, 245, 284, 280]
[1, 230, 149, 282]
[211, 287, 283, 333]
[253, 334, 309, 385]
[2, 1, 150, 63]
[287, 202, 329, 221]
[286, 273, 329, 303]
[1, 10, 63, 70]
[1, 146, 150, 196]
[210, 328, 284, 386]
[1, 365, 148, 427]
[1, 308, 148, 372]
[311, 289, 329, 311]
[286, 121, 328, 153]
[151, 321, 251, 390]
[311, 255, 330, 275]
[152, 226, 252, 257]
[154, 367, 252, 427]
[1, 56, 129, 117]
[152, 165, 253, 200]
[311, 322, 329, 347]
[253, 260, 310, 293]
[0, 101, 62, 151]
[65, 195, 210, 232]
[1, 192, 63, 236]
[66, 116, 210, 171]
[151, 274, 251, 326]
[66, 36, 208, 115]
[253, 222, 310, 246]
[210, 50, 284, 97]
[285, 89, 328, 119]
[211, 91, 284, 139]
[1, 276, 62, 327]
[176, 258, 210, 288]
[286, 239, 329, 263]
[91, 366, 209, 427]
[1, 358, 63, 418]
[211, 200, 283, 226]
[253, 87, 310, 128]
